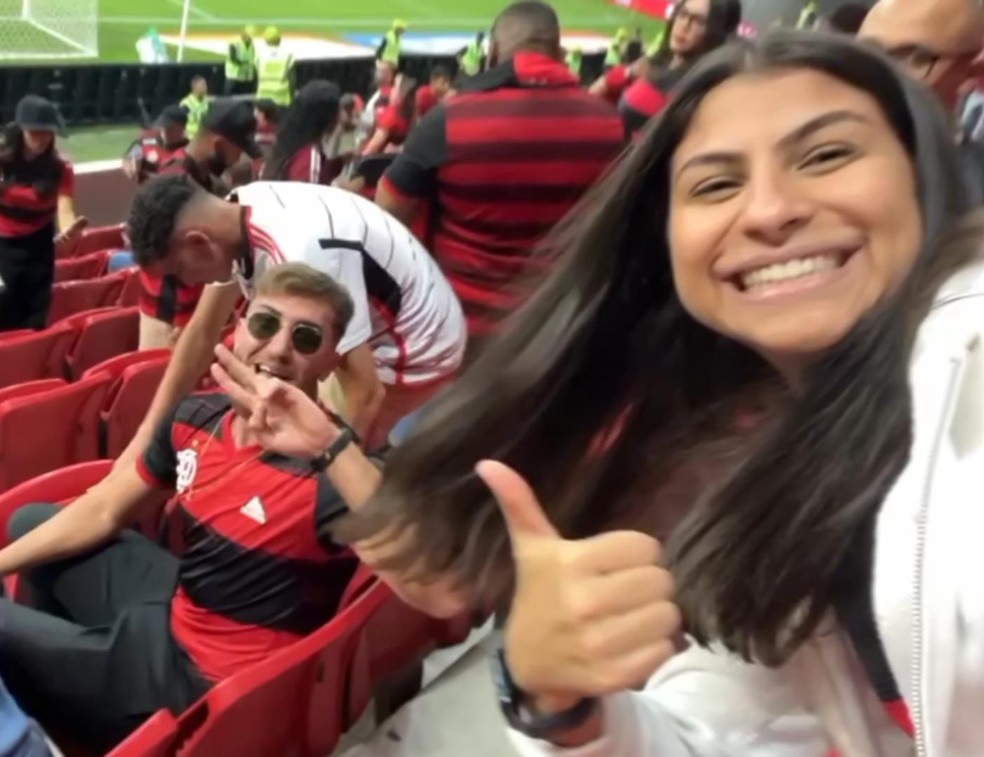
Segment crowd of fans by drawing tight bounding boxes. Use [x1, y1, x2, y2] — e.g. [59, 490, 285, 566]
[3, 0, 984, 753]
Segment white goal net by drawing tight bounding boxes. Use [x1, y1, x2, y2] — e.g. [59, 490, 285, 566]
[0, 0, 98, 60]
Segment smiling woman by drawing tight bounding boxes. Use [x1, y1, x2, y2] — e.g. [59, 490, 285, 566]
[339, 29, 984, 755]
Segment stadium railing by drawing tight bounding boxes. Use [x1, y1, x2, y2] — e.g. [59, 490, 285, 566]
[0, 52, 607, 128]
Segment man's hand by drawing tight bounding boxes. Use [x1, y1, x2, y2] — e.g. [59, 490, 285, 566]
[478, 461, 681, 714]
[211, 343, 340, 458]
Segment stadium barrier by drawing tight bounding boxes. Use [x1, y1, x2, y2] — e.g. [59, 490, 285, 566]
[0, 52, 607, 128]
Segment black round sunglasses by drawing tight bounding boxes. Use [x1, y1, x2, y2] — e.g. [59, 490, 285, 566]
[246, 311, 324, 355]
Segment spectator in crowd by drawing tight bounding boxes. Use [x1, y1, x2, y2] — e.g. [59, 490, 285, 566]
[262, 80, 347, 184]
[336, 93, 365, 156]
[121, 104, 189, 184]
[0, 96, 86, 331]
[344, 31, 984, 755]
[415, 65, 454, 120]
[253, 97, 280, 160]
[361, 74, 418, 155]
[619, 0, 743, 133]
[860, 0, 984, 203]
[179, 75, 209, 139]
[359, 60, 397, 147]
[138, 99, 260, 349]
[0, 671, 50, 757]
[376, 0, 625, 355]
[0, 264, 367, 750]
[122, 176, 466, 454]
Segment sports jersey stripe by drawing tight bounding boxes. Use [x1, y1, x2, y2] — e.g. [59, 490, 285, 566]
[248, 224, 286, 264]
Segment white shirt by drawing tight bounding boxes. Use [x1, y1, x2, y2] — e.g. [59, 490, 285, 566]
[230, 181, 466, 385]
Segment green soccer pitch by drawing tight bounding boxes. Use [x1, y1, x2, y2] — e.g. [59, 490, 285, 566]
[84, 0, 660, 63]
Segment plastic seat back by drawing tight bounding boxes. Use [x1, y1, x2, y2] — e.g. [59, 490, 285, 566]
[0, 323, 76, 388]
[48, 271, 129, 325]
[72, 224, 125, 258]
[54, 249, 110, 282]
[0, 459, 112, 547]
[0, 379, 66, 406]
[66, 307, 140, 380]
[82, 349, 171, 383]
[106, 708, 179, 757]
[102, 356, 169, 459]
[175, 575, 389, 757]
[117, 270, 142, 308]
[0, 373, 112, 489]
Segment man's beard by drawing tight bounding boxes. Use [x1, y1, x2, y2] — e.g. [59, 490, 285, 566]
[205, 151, 229, 176]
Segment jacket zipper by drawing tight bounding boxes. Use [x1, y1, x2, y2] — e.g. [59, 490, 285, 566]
[911, 357, 963, 757]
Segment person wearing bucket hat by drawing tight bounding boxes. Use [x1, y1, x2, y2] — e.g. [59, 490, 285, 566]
[0, 95, 86, 331]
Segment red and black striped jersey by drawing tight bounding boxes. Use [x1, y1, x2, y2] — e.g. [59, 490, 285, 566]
[0, 151, 73, 237]
[136, 392, 356, 683]
[381, 52, 626, 338]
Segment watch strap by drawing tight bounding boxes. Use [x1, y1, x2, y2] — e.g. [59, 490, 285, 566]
[317, 427, 355, 471]
[491, 646, 597, 739]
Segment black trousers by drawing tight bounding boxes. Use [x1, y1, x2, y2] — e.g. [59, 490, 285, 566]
[0, 224, 55, 331]
[0, 505, 211, 752]
[224, 78, 255, 96]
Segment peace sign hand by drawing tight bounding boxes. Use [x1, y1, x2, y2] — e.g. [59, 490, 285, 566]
[210, 343, 340, 459]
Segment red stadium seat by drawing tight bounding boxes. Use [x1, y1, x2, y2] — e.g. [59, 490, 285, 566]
[0, 379, 66, 405]
[65, 307, 140, 380]
[97, 352, 169, 459]
[82, 349, 171, 383]
[107, 709, 179, 757]
[117, 269, 143, 308]
[0, 460, 113, 600]
[174, 574, 390, 757]
[49, 271, 130, 325]
[0, 460, 112, 547]
[71, 224, 125, 259]
[54, 250, 110, 282]
[0, 372, 112, 490]
[0, 322, 76, 388]
[343, 571, 472, 731]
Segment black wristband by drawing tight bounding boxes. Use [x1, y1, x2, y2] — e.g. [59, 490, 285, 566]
[491, 646, 597, 739]
[316, 428, 355, 471]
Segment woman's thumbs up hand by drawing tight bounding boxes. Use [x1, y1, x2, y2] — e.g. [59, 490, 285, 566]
[478, 460, 681, 714]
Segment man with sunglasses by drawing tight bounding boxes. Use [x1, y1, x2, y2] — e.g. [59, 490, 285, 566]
[0, 264, 370, 749]
[860, 0, 984, 203]
[122, 175, 466, 461]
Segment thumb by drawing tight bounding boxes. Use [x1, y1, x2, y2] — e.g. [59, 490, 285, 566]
[476, 460, 559, 542]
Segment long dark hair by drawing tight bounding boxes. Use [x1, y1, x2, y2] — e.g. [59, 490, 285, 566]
[0, 123, 62, 196]
[341, 32, 980, 664]
[651, 0, 742, 68]
[261, 80, 340, 181]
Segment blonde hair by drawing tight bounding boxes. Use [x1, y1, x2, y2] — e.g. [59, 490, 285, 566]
[254, 262, 354, 338]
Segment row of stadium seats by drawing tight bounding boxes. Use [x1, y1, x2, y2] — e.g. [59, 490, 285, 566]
[0, 462, 472, 757]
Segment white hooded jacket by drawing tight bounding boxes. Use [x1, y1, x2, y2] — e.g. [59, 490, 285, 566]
[509, 260, 984, 757]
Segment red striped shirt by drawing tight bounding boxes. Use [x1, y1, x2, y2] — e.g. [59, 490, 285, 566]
[383, 52, 625, 336]
[0, 155, 73, 237]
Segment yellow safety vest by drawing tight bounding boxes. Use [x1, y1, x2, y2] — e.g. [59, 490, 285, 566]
[381, 30, 401, 65]
[180, 94, 208, 139]
[257, 49, 294, 106]
[225, 39, 256, 82]
[460, 40, 483, 76]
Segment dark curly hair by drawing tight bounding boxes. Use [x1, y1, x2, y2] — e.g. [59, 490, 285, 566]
[126, 174, 202, 267]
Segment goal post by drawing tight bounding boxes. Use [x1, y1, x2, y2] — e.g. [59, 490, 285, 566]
[0, 0, 98, 60]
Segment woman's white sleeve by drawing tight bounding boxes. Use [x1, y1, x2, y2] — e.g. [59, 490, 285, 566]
[506, 644, 829, 757]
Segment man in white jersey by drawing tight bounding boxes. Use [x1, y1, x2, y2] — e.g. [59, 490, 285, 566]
[122, 174, 466, 457]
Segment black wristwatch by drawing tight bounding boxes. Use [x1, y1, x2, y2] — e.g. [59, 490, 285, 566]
[490, 645, 597, 739]
[316, 428, 355, 471]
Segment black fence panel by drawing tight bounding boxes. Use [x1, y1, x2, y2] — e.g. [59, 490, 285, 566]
[0, 51, 608, 129]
